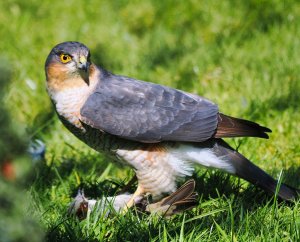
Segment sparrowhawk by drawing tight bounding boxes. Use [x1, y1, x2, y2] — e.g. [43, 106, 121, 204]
[45, 41, 298, 210]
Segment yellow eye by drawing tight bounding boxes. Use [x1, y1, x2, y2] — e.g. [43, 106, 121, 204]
[60, 54, 72, 63]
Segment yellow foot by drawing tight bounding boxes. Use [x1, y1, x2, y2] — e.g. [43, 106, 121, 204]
[121, 185, 144, 213]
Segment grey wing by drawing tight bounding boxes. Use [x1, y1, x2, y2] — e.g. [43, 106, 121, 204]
[80, 73, 219, 143]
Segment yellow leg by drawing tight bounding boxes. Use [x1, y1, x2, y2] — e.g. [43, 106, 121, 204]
[122, 185, 144, 213]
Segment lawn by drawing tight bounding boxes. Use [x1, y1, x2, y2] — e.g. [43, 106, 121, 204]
[0, 0, 299, 241]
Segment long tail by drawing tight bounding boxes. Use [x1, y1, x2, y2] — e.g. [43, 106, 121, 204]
[210, 139, 299, 201]
[214, 113, 272, 139]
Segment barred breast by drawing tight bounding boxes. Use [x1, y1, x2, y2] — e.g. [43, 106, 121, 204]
[115, 143, 194, 198]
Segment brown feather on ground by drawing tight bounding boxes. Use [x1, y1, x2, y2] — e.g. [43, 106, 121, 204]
[145, 179, 198, 216]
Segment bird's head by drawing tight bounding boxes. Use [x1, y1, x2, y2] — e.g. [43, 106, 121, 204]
[45, 41, 92, 92]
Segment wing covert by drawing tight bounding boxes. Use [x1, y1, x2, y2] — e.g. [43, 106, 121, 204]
[80, 72, 219, 143]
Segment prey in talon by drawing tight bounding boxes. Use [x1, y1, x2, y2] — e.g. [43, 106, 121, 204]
[69, 180, 198, 219]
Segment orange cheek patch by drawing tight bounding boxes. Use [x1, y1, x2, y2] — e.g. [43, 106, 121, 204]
[46, 62, 90, 91]
[89, 64, 96, 76]
[47, 62, 69, 80]
[46, 62, 69, 91]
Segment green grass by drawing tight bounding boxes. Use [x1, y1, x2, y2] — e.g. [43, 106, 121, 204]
[1, 0, 300, 241]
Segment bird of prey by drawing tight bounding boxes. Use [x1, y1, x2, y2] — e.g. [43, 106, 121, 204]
[45, 41, 298, 209]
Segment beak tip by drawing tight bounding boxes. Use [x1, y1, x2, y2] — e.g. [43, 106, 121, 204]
[84, 76, 90, 84]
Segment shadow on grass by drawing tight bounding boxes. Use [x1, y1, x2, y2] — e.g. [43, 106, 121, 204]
[283, 165, 300, 189]
[194, 168, 299, 205]
[42, 166, 299, 242]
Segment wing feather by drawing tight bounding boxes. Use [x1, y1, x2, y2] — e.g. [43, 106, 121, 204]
[80, 72, 219, 143]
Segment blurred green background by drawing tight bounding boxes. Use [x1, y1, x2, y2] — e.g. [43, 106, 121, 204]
[0, 0, 299, 241]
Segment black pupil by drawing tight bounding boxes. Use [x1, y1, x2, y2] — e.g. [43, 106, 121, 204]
[63, 55, 68, 60]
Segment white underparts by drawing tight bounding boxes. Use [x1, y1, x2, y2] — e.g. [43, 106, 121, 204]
[169, 144, 236, 174]
[48, 86, 91, 128]
[116, 143, 235, 198]
[116, 149, 179, 197]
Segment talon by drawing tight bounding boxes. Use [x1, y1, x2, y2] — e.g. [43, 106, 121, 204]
[122, 185, 145, 213]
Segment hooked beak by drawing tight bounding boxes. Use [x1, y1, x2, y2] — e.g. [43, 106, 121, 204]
[78, 55, 90, 85]
[78, 56, 88, 71]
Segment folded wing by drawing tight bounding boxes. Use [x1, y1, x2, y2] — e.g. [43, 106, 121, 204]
[80, 72, 219, 143]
